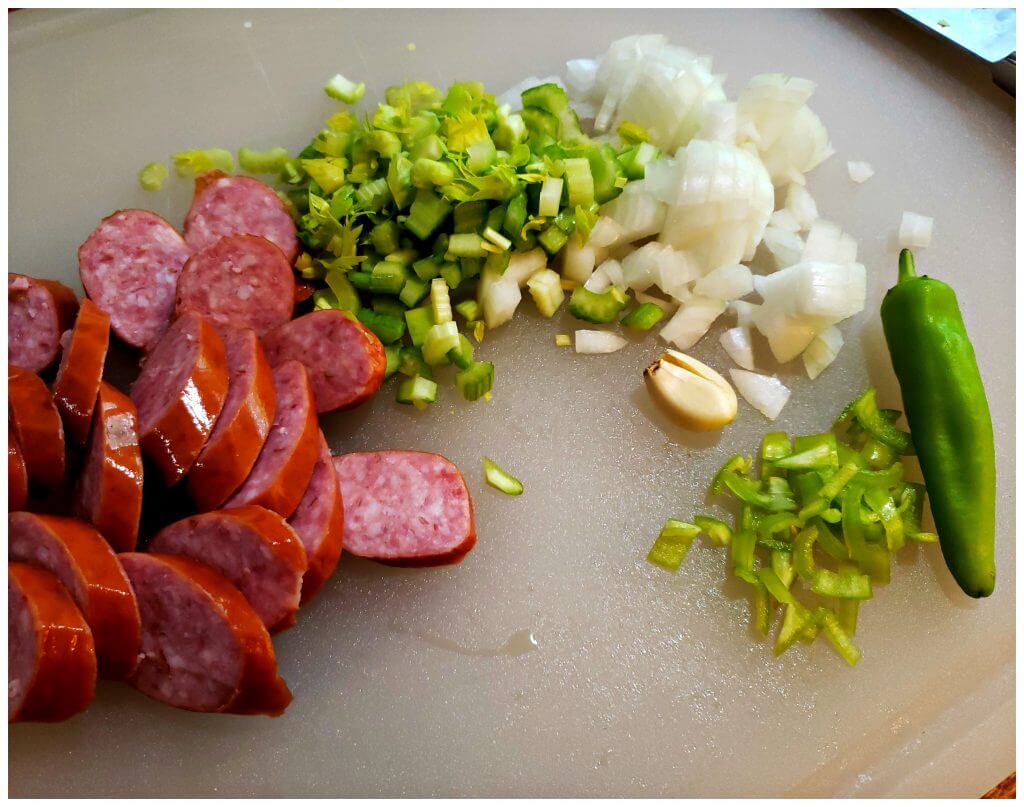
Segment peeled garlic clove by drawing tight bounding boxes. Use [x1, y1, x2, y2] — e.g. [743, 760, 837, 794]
[643, 349, 738, 431]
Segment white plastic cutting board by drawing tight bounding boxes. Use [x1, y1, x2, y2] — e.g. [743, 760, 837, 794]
[8, 9, 1015, 797]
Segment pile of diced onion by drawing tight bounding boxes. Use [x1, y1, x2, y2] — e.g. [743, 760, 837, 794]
[487, 35, 920, 421]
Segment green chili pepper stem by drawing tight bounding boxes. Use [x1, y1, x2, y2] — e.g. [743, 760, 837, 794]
[897, 248, 917, 283]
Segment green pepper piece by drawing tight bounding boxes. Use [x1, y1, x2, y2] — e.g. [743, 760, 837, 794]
[694, 515, 732, 546]
[647, 519, 701, 572]
[882, 252, 996, 599]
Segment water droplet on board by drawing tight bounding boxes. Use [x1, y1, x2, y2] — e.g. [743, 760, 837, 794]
[393, 622, 539, 658]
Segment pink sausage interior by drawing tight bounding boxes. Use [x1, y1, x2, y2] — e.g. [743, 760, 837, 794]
[8, 580, 36, 721]
[8, 279, 63, 372]
[130, 312, 202, 435]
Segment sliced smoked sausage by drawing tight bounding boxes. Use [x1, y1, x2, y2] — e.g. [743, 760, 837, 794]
[74, 382, 143, 552]
[9, 433, 28, 512]
[289, 431, 344, 603]
[223, 360, 317, 518]
[187, 329, 276, 511]
[119, 552, 292, 716]
[262, 310, 386, 413]
[150, 506, 308, 634]
[8, 366, 65, 490]
[8, 274, 79, 373]
[78, 210, 192, 351]
[52, 298, 111, 446]
[331, 451, 476, 567]
[175, 235, 294, 338]
[183, 172, 299, 262]
[130, 311, 228, 485]
[9, 513, 141, 680]
[9, 562, 97, 722]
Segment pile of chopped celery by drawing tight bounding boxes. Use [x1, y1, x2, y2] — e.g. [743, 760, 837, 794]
[647, 388, 937, 666]
[276, 77, 643, 409]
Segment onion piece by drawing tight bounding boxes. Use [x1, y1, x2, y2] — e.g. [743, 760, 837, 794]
[801, 219, 844, 263]
[561, 236, 598, 282]
[621, 242, 669, 291]
[659, 295, 727, 350]
[696, 101, 738, 144]
[755, 260, 866, 321]
[693, 263, 754, 300]
[575, 329, 628, 354]
[479, 266, 522, 330]
[847, 161, 874, 184]
[587, 216, 624, 249]
[730, 299, 760, 328]
[785, 184, 819, 231]
[729, 369, 791, 420]
[600, 186, 667, 243]
[584, 262, 611, 292]
[769, 208, 801, 232]
[565, 58, 600, 99]
[751, 302, 826, 363]
[505, 248, 549, 287]
[762, 226, 804, 268]
[802, 325, 844, 380]
[635, 290, 677, 312]
[720, 326, 755, 370]
[898, 211, 933, 248]
[655, 245, 698, 299]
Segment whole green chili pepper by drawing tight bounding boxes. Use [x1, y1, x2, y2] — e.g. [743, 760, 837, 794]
[881, 250, 996, 597]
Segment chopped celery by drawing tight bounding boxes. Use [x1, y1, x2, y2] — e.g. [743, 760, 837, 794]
[484, 457, 524, 496]
[526, 269, 565, 317]
[405, 188, 452, 240]
[302, 158, 347, 194]
[138, 161, 168, 191]
[324, 269, 360, 312]
[447, 233, 489, 258]
[563, 157, 595, 207]
[325, 73, 366, 104]
[617, 120, 649, 144]
[430, 278, 453, 324]
[456, 360, 494, 401]
[370, 220, 402, 256]
[440, 261, 463, 290]
[554, 334, 572, 347]
[467, 138, 497, 173]
[413, 255, 442, 281]
[538, 224, 569, 255]
[646, 519, 699, 571]
[370, 261, 410, 295]
[620, 302, 665, 331]
[404, 306, 435, 347]
[383, 344, 402, 379]
[396, 375, 437, 409]
[567, 285, 629, 324]
[422, 321, 460, 365]
[482, 226, 512, 252]
[398, 346, 433, 380]
[412, 158, 456, 189]
[503, 193, 528, 241]
[239, 147, 290, 174]
[172, 148, 234, 176]
[356, 308, 405, 344]
[372, 296, 405, 317]
[455, 299, 480, 321]
[399, 276, 430, 308]
[349, 271, 372, 290]
[585, 143, 625, 204]
[454, 201, 489, 234]
[537, 176, 564, 217]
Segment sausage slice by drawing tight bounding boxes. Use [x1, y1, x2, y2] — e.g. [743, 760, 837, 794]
[223, 360, 317, 518]
[130, 311, 228, 485]
[9, 432, 28, 512]
[8, 274, 79, 373]
[150, 506, 308, 634]
[289, 432, 344, 603]
[8, 366, 65, 490]
[186, 329, 276, 511]
[119, 552, 292, 716]
[262, 310, 386, 413]
[78, 210, 192, 351]
[175, 235, 294, 338]
[331, 451, 476, 566]
[9, 562, 97, 722]
[9, 513, 141, 680]
[74, 382, 143, 552]
[52, 298, 111, 445]
[184, 172, 299, 262]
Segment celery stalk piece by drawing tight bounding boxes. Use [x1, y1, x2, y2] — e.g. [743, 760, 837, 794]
[238, 147, 290, 174]
[172, 148, 234, 176]
[324, 73, 366, 104]
[555, 334, 572, 347]
[538, 176, 564, 218]
[422, 321, 460, 365]
[483, 457, 524, 496]
[396, 375, 438, 409]
[430, 278, 453, 325]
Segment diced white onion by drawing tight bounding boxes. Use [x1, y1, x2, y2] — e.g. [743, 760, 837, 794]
[620, 242, 668, 291]
[505, 248, 549, 287]
[720, 326, 755, 371]
[561, 237, 598, 282]
[785, 183, 819, 231]
[729, 369, 791, 420]
[762, 226, 805, 268]
[801, 219, 844, 263]
[575, 330, 628, 354]
[693, 263, 753, 300]
[802, 325, 844, 379]
[847, 161, 874, 183]
[730, 299, 759, 328]
[751, 301, 825, 363]
[654, 245, 698, 299]
[755, 260, 866, 321]
[584, 263, 611, 292]
[769, 208, 801, 232]
[635, 290, 677, 311]
[587, 216, 624, 249]
[565, 58, 599, 99]
[659, 295, 726, 350]
[602, 258, 625, 288]
[479, 268, 522, 330]
[898, 211, 934, 248]
[695, 100, 737, 144]
[600, 186, 667, 243]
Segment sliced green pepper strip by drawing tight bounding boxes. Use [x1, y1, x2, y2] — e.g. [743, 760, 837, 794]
[836, 388, 914, 456]
[811, 568, 873, 600]
[774, 433, 839, 471]
[852, 461, 904, 490]
[730, 528, 757, 577]
[793, 525, 818, 580]
[757, 567, 795, 605]
[798, 462, 859, 520]
[898, 483, 939, 542]
[756, 536, 793, 553]
[751, 578, 772, 637]
[774, 602, 815, 657]
[771, 549, 796, 587]
[716, 467, 797, 513]
[646, 519, 700, 572]
[836, 599, 860, 635]
[815, 607, 862, 665]
[694, 515, 732, 547]
[864, 487, 905, 552]
[810, 518, 850, 563]
[757, 512, 799, 539]
[483, 457, 523, 497]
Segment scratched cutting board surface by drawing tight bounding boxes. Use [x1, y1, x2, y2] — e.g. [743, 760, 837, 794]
[7, 9, 1015, 797]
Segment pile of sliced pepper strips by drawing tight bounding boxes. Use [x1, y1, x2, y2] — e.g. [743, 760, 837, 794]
[647, 388, 937, 666]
